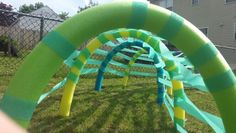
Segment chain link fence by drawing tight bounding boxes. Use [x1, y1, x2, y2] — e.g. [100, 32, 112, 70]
[0, 9, 160, 83]
[0, 9, 64, 76]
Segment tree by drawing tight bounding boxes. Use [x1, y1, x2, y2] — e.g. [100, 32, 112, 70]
[19, 2, 45, 13]
[19, 4, 35, 13]
[78, 0, 98, 12]
[0, 2, 13, 11]
[34, 2, 44, 9]
[0, 2, 17, 26]
[58, 12, 69, 20]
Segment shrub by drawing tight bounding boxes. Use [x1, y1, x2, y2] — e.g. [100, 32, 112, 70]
[0, 35, 18, 46]
[0, 35, 19, 57]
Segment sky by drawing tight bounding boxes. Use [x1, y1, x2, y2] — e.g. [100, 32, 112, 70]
[1, 0, 113, 16]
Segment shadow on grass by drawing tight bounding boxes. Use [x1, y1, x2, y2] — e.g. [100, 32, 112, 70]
[28, 84, 175, 133]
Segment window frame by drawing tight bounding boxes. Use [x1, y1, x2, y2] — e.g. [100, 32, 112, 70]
[158, 0, 173, 9]
[199, 27, 209, 37]
[225, 0, 236, 4]
[192, 0, 199, 6]
[234, 23, 236, 41]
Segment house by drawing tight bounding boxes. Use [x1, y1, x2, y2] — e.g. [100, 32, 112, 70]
[150, 0, 236, 70]
[7, 6, 63, 49]
[16, 6, 62, 30]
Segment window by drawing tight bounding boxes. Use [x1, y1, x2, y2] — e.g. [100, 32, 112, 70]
[167, 6, 173, 11]
[199, 27, 208, 36]
[225, 0, 236, 3]
[234, 24, 236, 40]
[192, 0, 199, 5]
[158, 0, 173, 10]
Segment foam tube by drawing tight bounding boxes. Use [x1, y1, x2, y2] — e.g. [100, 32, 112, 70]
[0, 1, 235, 132]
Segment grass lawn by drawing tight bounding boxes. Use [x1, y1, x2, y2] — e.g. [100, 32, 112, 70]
[0, 75, 219, 133]
[0, 56, 23, 76]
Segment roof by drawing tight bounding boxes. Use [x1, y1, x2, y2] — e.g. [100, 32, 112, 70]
[29, 6, 61, 19]
[14, 6, 62, 30]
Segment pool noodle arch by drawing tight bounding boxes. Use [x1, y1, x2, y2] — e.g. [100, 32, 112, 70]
[60, 36, 186, 128]
[93, 41, 165, 101]
[59, 29, 181, 118]
[95, 41, 163, 91]
[93, 40, 166, 105]
[0, 1, 235, 132]
[122, 48, 148, 87]
[92, 39, 185, 127]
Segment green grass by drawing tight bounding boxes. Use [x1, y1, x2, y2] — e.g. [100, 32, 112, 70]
[0, 75, 220, 133]
[0, 56, 22, 76]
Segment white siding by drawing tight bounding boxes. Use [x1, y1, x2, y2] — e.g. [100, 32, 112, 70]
[169, 0, 236, 69]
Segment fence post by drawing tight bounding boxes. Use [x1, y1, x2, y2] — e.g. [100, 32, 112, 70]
[40, 17, 44, 41]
